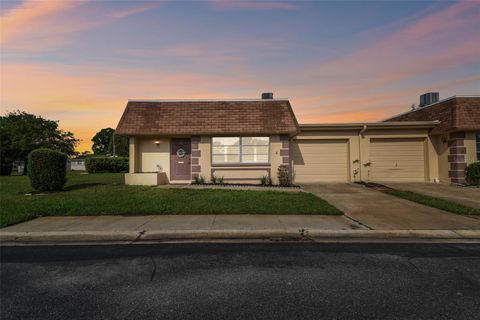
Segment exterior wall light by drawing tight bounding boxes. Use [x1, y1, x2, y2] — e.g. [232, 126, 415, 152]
[155, 140, 161, 146]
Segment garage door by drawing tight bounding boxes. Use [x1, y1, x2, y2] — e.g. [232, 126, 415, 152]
[369, 138, 425, 182]
[292, 139, 349, 183]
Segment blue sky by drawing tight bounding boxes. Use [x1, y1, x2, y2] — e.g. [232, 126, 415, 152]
[1, 0, 479, 150]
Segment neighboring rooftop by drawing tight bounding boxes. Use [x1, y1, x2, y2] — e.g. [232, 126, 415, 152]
[116, 98, 299, 136]
[385, 95, 480, 134]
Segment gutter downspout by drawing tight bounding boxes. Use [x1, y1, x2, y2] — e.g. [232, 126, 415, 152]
[357, 125, 367, 182]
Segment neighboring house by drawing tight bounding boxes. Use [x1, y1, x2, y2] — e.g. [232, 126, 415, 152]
[116, 92, 476, 186]
[67, 158, 86, 171]
[13, 160, 25, 175]
[386, 94, 480, 184]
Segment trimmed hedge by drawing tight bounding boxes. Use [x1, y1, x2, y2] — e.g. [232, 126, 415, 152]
[465, 162, 480, 185]
[27, 148, 67, 191]
[85, 157, 129, 173]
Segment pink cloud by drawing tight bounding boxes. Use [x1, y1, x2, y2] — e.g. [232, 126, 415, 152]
[0, 0, 162, 51]
[109, 1, 164, 19]
[209, 0, 296, 11]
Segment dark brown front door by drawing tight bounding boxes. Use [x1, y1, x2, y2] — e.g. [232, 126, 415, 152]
[170, 138, 191, 180]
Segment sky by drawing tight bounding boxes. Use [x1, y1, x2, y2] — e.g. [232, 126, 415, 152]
[1, 0, 479, 152]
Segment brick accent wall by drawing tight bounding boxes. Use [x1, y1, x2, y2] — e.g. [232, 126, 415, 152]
[448, 132, 467, 184]
[191, 136, 201, 180]
[280, 135, 290, 166]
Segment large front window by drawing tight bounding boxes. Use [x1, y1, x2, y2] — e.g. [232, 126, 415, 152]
[212, 137, 269, 164]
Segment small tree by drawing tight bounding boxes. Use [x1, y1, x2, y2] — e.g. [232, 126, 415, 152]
[277, 165, 291, 186]
[465, 162, 480, 185]
[27, 148, 67, 191]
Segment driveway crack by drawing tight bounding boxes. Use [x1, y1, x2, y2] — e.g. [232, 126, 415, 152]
[344, 214, 374, 230]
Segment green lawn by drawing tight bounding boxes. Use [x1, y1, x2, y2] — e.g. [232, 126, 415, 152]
[386, 190, 480, 216]
[0, 172, 342, 228]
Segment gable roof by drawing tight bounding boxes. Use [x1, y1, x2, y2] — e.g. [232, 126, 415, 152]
[116, 99, 299, 136]
[384, 96, 480, 134]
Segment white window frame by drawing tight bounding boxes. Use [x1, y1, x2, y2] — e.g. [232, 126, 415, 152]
[211, 137, 270, 165]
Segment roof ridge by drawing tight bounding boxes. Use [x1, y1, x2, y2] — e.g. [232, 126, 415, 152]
[128, 99, 290, 102]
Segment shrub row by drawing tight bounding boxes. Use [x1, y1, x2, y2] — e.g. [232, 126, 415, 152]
[85, 156, 129, 173]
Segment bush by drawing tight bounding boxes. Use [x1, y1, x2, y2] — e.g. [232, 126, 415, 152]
[193, 175, 206, 184]
[277, 165, 291, 186]
[0, 162, 13, 176]
[260, 176, 272, 186]
[465, 162, 480, 185]
[85, 157, 129, 173]
[27, 148, 67, 191]
[210, 175, 224, 184]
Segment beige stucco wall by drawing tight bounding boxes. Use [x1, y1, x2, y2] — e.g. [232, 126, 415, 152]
[431, 134, 449, 183]
[465, 132, 479, 165]
[129, 137, 171, 180]
[269, 135, 283, 185]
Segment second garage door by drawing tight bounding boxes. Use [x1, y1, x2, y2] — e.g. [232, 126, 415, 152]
[369, 138, 426, 182]
[292, 139, 349, 183]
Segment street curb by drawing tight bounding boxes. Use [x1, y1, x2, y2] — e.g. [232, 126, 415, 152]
[1, 229, 480, 243]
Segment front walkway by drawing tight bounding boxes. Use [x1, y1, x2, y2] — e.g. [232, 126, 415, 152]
[302, 183, 480, 230]
[1, 214, 365, 233]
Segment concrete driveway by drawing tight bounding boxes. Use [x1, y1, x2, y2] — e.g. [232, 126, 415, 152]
[383, 182, 480, 209]
[303, 183, 480, 230]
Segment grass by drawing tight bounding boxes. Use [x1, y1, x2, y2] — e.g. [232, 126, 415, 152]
[386, 190, 480, 216]
[0, 172, 342, 228]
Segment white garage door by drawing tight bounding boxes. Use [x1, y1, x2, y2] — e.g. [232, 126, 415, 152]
[292, 139, 349, 183]
[369, 138, 426, 182]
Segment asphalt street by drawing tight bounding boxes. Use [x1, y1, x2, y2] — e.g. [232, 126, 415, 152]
[1, 243, 480, 320]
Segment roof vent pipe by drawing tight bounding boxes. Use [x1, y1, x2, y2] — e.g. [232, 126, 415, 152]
[261, 92, 273, 99]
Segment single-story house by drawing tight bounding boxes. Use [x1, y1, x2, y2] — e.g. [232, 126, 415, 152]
[116, 93, 479, 186]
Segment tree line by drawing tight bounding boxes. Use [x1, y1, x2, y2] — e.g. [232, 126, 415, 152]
[0, 110, 128, 175]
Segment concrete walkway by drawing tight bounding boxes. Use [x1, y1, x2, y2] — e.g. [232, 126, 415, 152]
[384, 182, 480, 209]
[1, 214, 480, 243]
[302, 183, 480, 230]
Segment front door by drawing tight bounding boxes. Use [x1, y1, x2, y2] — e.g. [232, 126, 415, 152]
[170, 138, 191, 180]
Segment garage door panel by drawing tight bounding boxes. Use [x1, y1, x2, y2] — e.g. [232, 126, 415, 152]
[293, 139, 349, 183]
[370, 138, 425, 182]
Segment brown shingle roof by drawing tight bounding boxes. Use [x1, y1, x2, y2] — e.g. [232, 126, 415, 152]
[384, 96, 480, 135]
[116, 99, 300, 136]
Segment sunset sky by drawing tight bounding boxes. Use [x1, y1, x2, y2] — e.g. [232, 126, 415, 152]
[1, 0, 479, 152]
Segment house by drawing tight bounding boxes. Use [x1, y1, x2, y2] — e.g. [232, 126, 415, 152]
[385, 94, 480, 184]
[67, 158, 86, 171]
[116, 92, 477, 186]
